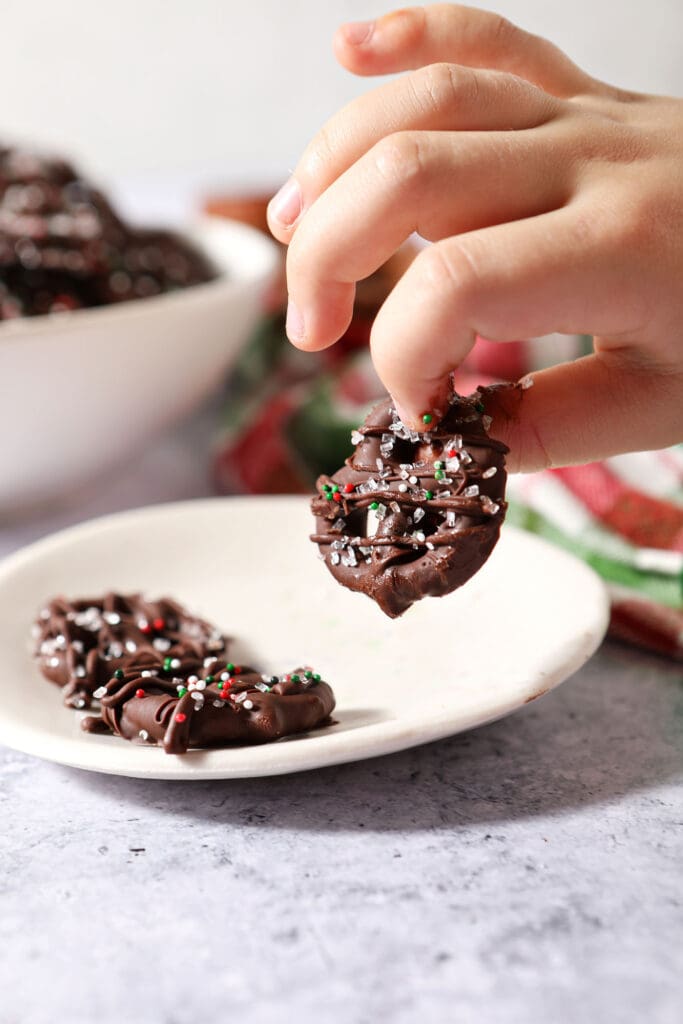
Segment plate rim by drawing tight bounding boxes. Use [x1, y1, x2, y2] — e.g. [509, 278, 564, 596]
[0, 496, 610, 780]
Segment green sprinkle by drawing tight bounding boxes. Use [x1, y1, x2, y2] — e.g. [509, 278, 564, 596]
[226, 663, 235, 673]
[434, 470, 445, 481]
[434, 460, 443, 470]
[312, 673, 321, 683]
[114, 669, 124, 680]
[422, 413, 433, 425]
[370, 501, 379, 510]
[290, 673, 301, 683]
[163, 657, 172, 672]
[425, 490, 433, 500]
[177, 686, 188, 697]
[304, 670, 313, 680]
[205, 675, 214, 684]
[475, 401, 485, 413]
[331, 485, 339, 494]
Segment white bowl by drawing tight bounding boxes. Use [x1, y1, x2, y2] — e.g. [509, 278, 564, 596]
[0, 217, 279, 513]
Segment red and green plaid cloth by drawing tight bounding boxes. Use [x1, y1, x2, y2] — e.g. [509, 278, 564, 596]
[214, 316, 683, 661]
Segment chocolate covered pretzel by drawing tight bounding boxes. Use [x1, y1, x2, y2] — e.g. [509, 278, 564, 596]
[81, 653, 335, 754]
[311, 389, 509, 617]
[33, 592, 228, 709]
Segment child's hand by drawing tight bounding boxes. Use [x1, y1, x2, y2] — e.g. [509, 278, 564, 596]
[267, 4, 683, 471]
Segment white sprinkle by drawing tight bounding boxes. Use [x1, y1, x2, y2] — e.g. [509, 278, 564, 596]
[234, 692, 247, 704]
[446, 511, 456, 527]
[446, 457, 460, 473]
[140, 670, 152, 678]
[413, 507, 425, 524]
[330, 551, 341, 566]
[40, 608, 50, 620]
[204, 657, 215, 668]
[460, 451, 472, 465]
[187, 675, 198, 684]
[243, 700, 254, 710]
[93, 686, 107, 699]
[220, 671, 230, 681]
[409, 475, 418, 485]
[171, 658, 181, 670]
[103, 612, 121, 625]
[451, 435, 463, 450]
[376, 458, 384, 473]
[153, 637, 171, 652]
[55, 634, 67, 649]
[212, 700, 225, 708]
[412, 530, 426, 543]
[137, 618, 148, 631]
[376, 503, 387, 520]
[75, 666, 86, 678]
[426, 541, 435, 551]
[125, 640, 137, 653]
[255, 682, 270, 692]
[48, 657, 60, 667]
[481, 495, 500, 515]
[390, 501, 401, 514]
[72, 640, 84, 654]
[195, 679, 207, 691]
[351, 430, 363, 445]
[482, 467, 497, 479]
[398, 483, 408, 493]
[464, 484, 480, 497]
[341, 548, 358, 568]
[191, 691, 205, 704]
[139, 730, 149, 741]
[75, 699, 86, 709]
[520, 375, 534, 390]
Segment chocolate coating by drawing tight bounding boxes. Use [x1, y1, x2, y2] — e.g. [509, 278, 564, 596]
[311, 388, 510, 617]
[0, 143, 214, 320]
[33, 593, 228, 709]
[81, 654, 335, 754]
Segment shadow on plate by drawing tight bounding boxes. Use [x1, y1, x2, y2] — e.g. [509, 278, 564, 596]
[65, 642, 683, 831]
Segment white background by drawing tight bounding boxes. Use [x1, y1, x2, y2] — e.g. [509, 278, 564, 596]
[2, 0, 682, 200]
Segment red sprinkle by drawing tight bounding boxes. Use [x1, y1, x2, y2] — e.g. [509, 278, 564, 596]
[234, 666, 242, 674]
[175, 713, 187, 723]
[333, 492, 342, 502]
[135, 688, 145, 699]
[343, 483, 354, 494]
[447, 448, 456, 458]
[139, 621, 152, 635]
[152, 617, 166, 631]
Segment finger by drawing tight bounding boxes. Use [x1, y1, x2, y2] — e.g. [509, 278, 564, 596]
[267, 63, 558, 242]
[335, 4, 592, 98]
[369, 204, 653, 430]
[284, 127, 573, 351]
[481, 356, 683, 472]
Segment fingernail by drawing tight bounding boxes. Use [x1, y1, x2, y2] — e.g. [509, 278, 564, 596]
[268, 177, 302, 228]
[393, 402, 415, 428]
[286, 298, 305, 343]
[341, 20, 375, 46]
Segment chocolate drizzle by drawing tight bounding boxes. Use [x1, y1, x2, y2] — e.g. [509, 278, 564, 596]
[33, 593, 228, 709]
[81, 653, 335, 754]
[310, 388, 510, 617]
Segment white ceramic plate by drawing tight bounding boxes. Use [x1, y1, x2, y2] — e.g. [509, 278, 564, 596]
[0, 497, 609, 779]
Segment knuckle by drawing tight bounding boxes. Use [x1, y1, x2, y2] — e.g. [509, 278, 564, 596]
[372, 131, 426, 190]
[417, 241, 481, 306]
[415, 61, 465, 114]
[487, 12, 518, 47]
